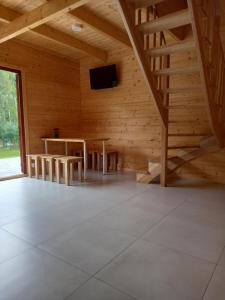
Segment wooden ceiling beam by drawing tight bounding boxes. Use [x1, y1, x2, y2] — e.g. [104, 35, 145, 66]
[69, 7, 131, 47]
[0, 4, 107, 61]
[35, 25, 107, 61]
[0, 0, 90, 44]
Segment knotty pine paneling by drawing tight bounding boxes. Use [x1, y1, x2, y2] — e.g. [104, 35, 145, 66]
[80, 47, 225, 184]
[80, 48, 163, 171]
[0, 39, 81, 155]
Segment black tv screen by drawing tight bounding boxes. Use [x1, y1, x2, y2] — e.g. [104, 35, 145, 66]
[89, 64, 118, 90]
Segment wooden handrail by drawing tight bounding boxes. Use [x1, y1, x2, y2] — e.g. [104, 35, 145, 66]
[134, 4, 170, 91]
[188, 0, 225, 147]
[133, 3, 170, 185]
[118, 0, 168, 126]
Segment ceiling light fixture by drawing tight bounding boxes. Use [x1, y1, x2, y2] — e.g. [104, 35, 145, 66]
[71, 23, 83, 32]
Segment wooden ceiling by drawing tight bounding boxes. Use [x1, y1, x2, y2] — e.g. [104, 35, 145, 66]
[0, 0, 225, 62]
[0, 0, 130, 61]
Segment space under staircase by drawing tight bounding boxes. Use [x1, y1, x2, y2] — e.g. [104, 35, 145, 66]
[118, 0, 225, 186]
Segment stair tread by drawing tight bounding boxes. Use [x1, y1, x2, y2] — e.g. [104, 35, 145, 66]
[168, 145, 200, 149]
[146, 40, 195, 56]
[167, 105, 204, 109]
[138, 9, 191, 34]
[168, 133, 210, 137]
[164, 86, 202, 93]
[130, 0, 165, 8]
[154, 65, 199, 76]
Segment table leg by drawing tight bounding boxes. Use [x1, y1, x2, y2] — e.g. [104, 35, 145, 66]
[103, 141, 107, 175]
[83, 141, 87, 180]
[45, 140, 48, 154]
[65, 142, 68, 155]
[41, 158, 46, 181]
[56, 160, 60, 184]
[27, 156, 32, 177]
[49, 159, 54, 182]
[65, 161, 70, 186]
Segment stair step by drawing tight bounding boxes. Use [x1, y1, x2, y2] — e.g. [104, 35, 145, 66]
[164, 86, 202, 94]
[154, 65, 199, 76]
[147, 41, 195, 56]
[200, 136, 220, 153]
[138, 9, 190, 34]
[168, 133, 209, 137]
[167, 105, 204, 110]
[130, 0, 165, 9]
[168, 145, 200, 150]
[168, 121, 207, 126]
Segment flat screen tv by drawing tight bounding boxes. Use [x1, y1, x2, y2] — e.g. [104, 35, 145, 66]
[89, 64, 118, 90]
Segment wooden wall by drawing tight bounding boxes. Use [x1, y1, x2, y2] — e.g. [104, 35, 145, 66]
[80, 46, 225, 184]
[80, 48, 162, 171]
[1, 37, 224, 184]
[0, 40, 81, 155]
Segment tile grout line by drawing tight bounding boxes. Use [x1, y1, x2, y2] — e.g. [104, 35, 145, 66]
[82, 197, 189, 296]
[1, 177, 224, 299]
[46, 191, 189, 299]
[201, 243, 225, 300]
[0, 181, 147, 271]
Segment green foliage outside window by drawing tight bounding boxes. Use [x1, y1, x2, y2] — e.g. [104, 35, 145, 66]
[0, 70, 19, 148]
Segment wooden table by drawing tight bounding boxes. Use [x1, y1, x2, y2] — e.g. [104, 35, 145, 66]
[42, 138, 110, 180]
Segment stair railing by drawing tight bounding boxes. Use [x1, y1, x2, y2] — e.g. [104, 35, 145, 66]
[118, 0, 168, 126]
[188, 0, 225, 146]
[134, 5, 170, 93]
[134, 4, 170, 185]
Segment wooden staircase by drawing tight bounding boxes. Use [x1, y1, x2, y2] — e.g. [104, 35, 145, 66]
[136, 136, 220, 184]
[118, 0, 225, 186]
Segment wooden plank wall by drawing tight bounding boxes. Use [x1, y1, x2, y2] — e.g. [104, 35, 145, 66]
[1, 37, 224, 184]
[80, 48, 162, 171]
[0, 40, 81, 155]
[80, 47, 225, 184]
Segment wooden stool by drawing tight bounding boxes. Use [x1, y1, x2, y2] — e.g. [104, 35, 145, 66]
[26, 154, 44, 179]
[96, 151, 118, 172]
[55, 156, 83, 186]
[41, 154, 63, 182]
[72, 149, 83, 157]
[88, 150, 98, 170]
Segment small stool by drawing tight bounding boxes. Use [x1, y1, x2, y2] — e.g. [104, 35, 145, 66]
[89, 150, 98, 170]
[26, 154, 44, 179]
[41, 154, 63, 182]
[55, 156, 83, 186]
[72, 149, 83, 157]
[95, 151, 118, 172]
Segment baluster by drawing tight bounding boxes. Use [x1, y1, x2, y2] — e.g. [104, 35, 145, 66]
[145, 6, 151, 50]
[158, 32, 164, 91]
[137, 8, 142, 25]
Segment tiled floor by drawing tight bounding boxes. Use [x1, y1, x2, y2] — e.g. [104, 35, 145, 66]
[0, 172, 225, 300]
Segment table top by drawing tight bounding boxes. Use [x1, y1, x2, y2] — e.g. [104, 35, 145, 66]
[42, 138, 110, 143]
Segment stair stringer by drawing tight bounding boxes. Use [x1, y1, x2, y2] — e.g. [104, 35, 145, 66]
[117, 0, 167, 127]
[137, 137, 220, 184]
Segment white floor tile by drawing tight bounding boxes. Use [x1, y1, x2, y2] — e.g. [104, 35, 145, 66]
[97, 240, 214, 300]
[2, 195, 115, 245]
[67, 278, 135, 300]
[40, 222, 135, 275]
[91, 203, 164, 237]
[0, 229, 30, 264]
[171, 201, 225, 227]
[203, 266, 225, 300]
[0, 175, 225, 300]
[0, 248, 88, 300]
[125, 188, 185, 215]
[218, 248, 225, 267]
[143, 211, 225, 263]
